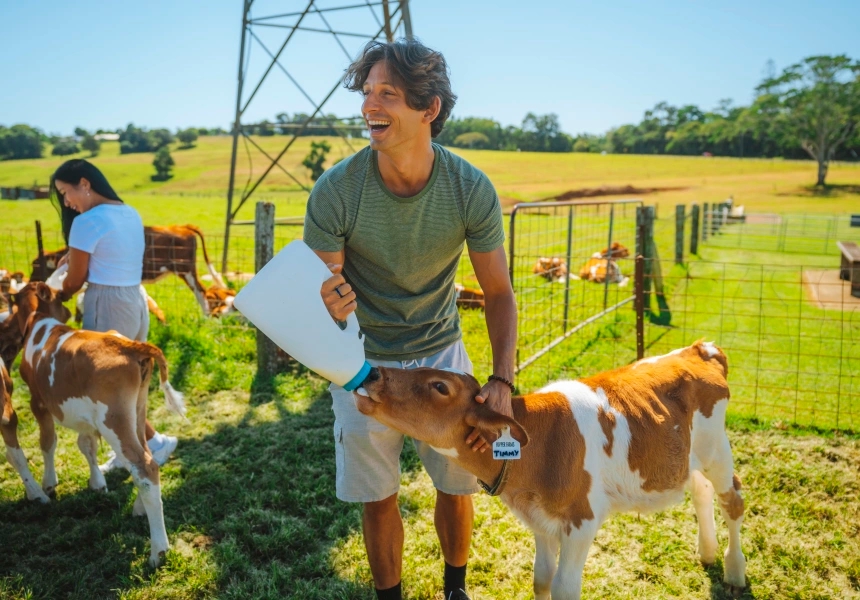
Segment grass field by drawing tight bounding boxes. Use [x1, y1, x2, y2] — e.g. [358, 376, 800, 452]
[2, 139, 860, 599]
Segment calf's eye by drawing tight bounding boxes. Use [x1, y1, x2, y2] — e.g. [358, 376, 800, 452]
[433, 382, 449, 395]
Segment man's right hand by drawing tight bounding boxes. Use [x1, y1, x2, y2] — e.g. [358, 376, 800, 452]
[321, 263, 357, 322]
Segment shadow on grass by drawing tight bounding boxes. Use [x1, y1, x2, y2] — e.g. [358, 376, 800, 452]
[0, 369, 427, 599]
[704, 563, 756, 600]
[777, 184, 860, 198]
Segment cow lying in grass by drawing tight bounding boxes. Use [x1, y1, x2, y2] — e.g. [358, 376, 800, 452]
[356, 341, 747, 599]
[578, 241, 630, 285]
[10, 282, 185, 566]
[533, 257, 569, 283]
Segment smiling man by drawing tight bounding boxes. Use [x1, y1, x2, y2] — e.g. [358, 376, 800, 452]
[303, 39, 517, 600]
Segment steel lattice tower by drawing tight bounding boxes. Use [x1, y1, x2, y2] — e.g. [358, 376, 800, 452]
[222, 0, 414, 272]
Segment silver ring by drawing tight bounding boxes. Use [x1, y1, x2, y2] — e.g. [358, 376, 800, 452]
[335, 286, 344, 298]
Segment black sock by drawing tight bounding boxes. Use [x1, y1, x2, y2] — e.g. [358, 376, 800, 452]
[375, 582, 402, 600]
[444, 561, 467, 597]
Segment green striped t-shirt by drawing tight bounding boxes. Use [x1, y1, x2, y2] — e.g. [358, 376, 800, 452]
[303, 143, 505, 360]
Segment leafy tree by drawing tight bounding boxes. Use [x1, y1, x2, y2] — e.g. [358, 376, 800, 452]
[302, 140, 331, 181]
[81, 134, 100, 157]
[757, 55, 860, 186]
[519, 113, 573, 152]
[177, 128, 199, 148]
[120, 124, 152, 154]
[81, 133, 102, 157]
[149, 128, 175, 150]
[120, 124, 174, 154]
[51, 138, 80, 156]
[152, 147, 175, 181]
[452, 132, 491, 149]
[74, 127, 89, 138]
[0, 124, 44, 160]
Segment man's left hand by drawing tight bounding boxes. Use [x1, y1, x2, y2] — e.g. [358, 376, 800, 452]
[465, 379, 513, 452]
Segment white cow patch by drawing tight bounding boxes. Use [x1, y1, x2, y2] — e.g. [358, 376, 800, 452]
[24, 319, 62, 367]
[538, 380, 687, 516]
[430, 445, 459, 458]
[633, 347, 685, 368]
[701, 341, 719, 357]
[56, 396, 103, 435]
[49, 331, 76, 387]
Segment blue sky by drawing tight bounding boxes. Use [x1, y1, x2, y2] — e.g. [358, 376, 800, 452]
[4, 0, 859, 136]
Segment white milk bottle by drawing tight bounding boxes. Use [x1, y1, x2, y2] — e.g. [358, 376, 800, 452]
[233, 240, 371, 391]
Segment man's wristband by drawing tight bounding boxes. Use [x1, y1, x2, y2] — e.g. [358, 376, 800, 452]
[488, 374, 516, 393]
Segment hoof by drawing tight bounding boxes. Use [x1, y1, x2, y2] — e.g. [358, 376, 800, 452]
[28, 492, 50, 504]
[724, 583, 746, 598]
[148, 550, 167, 568]
[43, 486, 57, 498]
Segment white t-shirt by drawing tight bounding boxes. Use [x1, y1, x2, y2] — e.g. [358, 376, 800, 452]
[68, 203, 144, 286]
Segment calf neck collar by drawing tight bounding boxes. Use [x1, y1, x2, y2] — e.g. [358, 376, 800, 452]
[478, 459, 510, 496]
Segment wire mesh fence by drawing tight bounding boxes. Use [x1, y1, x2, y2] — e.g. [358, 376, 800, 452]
[4, 201, 860, 430]
[701, 208, 858, 255]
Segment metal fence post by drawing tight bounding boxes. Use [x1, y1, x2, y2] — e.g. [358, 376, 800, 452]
[635, 255, 645, 360]
[690, 204, 700, 255]
[702, 202, 709, 241]
[35, 220, 47, 281]
[562, 206, 574, 332]
[675, 204, 685, 265]
[602, 204, 615, 310]
[255, 202, 278, 378]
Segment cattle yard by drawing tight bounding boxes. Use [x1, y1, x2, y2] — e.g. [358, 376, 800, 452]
[1, 144, 860, 599]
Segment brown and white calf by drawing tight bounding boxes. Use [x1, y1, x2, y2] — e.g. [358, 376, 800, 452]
[577, 241, 630, 285]
[357, 341, 746, 599]
[11, 283, 186, 566]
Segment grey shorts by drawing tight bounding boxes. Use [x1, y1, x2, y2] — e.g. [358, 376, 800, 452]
[330, 339, 481, 503]
[82, 283, 149, 342]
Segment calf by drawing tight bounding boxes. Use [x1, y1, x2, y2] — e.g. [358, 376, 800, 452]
[2, 355, 44, 503]
[533, 257, 569, 283]
[454, 283, 485, 310]
[357, 341, 747, 599]
[12, 283, 186, 566]
[578, 241, 630, 285]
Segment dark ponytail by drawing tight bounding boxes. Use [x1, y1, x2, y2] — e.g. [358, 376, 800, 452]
[50, 159, 122, 244]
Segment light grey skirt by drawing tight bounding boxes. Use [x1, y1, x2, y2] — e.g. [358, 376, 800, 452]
[82, 283, 149, 342]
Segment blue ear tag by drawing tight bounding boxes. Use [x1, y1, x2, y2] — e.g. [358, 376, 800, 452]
[492, 427, 521, 460]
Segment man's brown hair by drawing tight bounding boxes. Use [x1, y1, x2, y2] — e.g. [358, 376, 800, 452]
[343, 39, 457, 138]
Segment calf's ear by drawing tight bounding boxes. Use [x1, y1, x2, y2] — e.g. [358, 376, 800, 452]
[465, 404, 530, 448]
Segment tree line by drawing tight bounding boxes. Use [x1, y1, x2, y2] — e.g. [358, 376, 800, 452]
[2, 55, 857, 186]
[440, 55, 859, 186]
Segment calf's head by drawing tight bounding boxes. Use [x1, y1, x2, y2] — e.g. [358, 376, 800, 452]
[13, 282, 72, 336]
[357, 367, 530, 451]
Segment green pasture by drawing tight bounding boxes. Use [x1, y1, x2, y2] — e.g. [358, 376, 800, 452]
[2, 140, 860, 598]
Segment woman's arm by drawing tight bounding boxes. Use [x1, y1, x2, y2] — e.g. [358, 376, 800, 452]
[61, 248, 90, 299]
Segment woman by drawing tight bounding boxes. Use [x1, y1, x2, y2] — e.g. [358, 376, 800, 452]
[51, 159, 177, 470]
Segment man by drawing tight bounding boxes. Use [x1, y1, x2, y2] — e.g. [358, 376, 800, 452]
[303, 39, 516, 600]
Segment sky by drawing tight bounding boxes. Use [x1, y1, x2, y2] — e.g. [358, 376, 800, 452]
[4, 0, 860, 137]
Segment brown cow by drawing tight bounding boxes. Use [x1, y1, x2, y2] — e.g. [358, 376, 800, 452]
[455, 283, 485, 310]
[533, 257, 569, 283]
[31, 224, 235, 317]
[355, 341, 747, 599]
[578, 241, 630, 285]
[12, 282, 185, 566]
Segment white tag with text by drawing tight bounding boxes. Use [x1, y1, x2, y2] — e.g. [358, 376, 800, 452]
[492, 427, 521, 460]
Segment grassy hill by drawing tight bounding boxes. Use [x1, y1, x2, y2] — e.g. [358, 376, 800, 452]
[2, 136, 860, 236]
